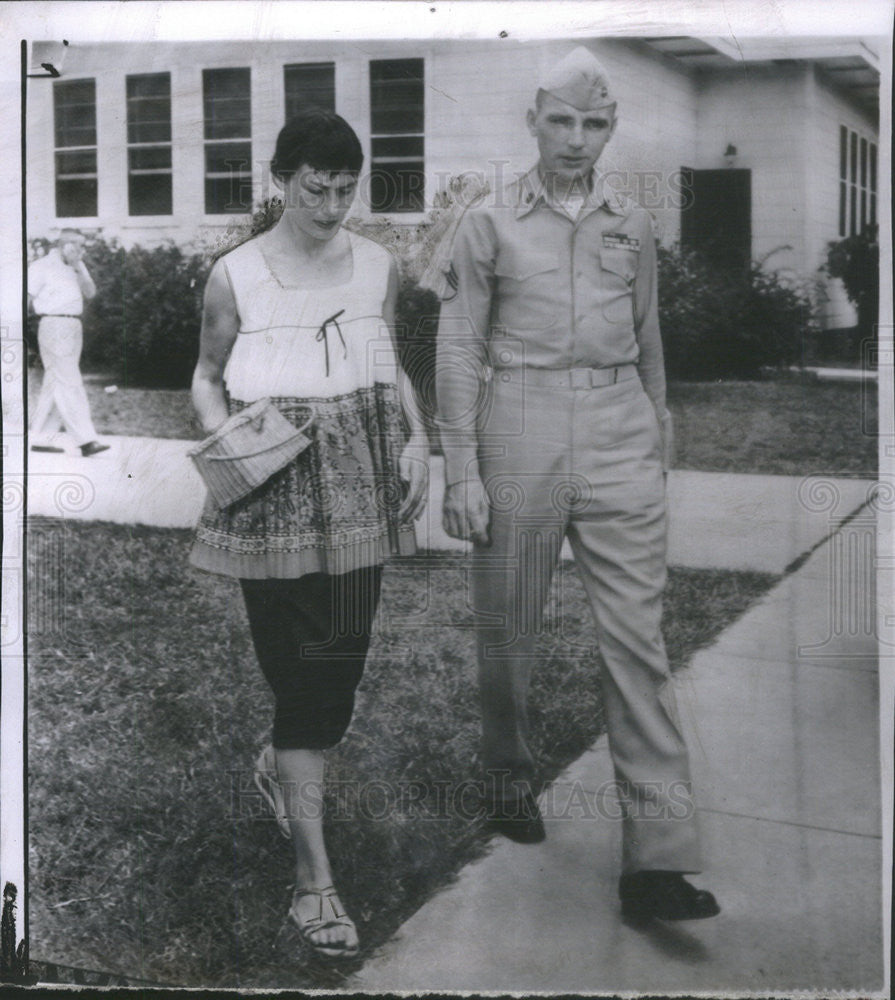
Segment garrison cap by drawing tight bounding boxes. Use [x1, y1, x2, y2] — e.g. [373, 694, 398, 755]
[538, 46, 616, 112]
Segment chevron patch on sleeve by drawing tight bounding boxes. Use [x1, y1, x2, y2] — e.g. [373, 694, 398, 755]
[442, 262, 459, 301]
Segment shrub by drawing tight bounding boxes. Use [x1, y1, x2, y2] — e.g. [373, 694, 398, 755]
[824, 226, 879, 344]
[657, 245, 816, 380]
[79, 238, 210, 388]
[43, 177, 815, 390]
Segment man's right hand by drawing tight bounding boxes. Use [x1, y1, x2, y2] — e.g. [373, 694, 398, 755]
[442, 477, 490, 546]
[60, 242, 83, 266]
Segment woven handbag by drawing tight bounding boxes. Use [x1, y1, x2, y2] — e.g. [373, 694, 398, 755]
[188, 398, 313, 509]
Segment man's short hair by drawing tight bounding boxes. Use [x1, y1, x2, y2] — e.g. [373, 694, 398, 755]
[57, 228, 85, 246]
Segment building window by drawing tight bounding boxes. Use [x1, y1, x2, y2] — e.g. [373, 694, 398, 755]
[839, 124, 877, 237]
[369, 59, 424, 213]
[126, 73, 172, 215]
[284, 63, 335, 119]
[838, 126, 847, 236]
[203, 67, 252, 214]
[53, 78, 97, 217]
[869, 144, 877, 226]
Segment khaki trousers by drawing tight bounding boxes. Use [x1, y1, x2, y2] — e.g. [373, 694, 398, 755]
[471, 371, 702, 873]
[31, 316, 97, 447]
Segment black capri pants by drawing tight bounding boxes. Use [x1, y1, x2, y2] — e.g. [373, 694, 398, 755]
[240, 565, 383, 750]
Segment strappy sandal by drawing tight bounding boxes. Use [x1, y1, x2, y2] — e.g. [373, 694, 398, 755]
[253, 745, 291, 840]
[289, 886, 360, 961]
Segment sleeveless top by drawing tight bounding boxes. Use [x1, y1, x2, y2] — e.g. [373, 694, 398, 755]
[189, 230, 416, 579]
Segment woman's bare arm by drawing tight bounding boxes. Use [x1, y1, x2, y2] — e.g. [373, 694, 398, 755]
[191, 260, 240, 434]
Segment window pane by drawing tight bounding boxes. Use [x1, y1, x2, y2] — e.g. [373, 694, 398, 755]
[129, 146, 172, 171]
[205, 141, 252, 174]
[284, 63, 335, 119]
[860, 138, 867, 187]
[849, 184, 857, 236]
[839, 125, 847, 180]
[54, 79, 97, 147]
[870, 194, 876, 227]
[205, 97, 252, 139]
[205, 175, 253, 214]
[129, 121, 172, 144]
[127, 100, 172, 143]
[55, 149, 97, 176]
[129, 173, 173, 215]
[370, 162, 425, 213]
[860, 190, 867, 230]
[127, 73, 171, 99]
[849, 132, 857, 183]
[839, 181, 847, 236]
[203, 68, 251, 139]
[372, 135, 424, 158]
[370, 59, 424, 134]
[870, 144, 877, 193]
[56, 178, 97, 217]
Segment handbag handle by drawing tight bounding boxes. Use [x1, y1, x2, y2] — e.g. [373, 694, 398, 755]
[203, 414, 314, 462]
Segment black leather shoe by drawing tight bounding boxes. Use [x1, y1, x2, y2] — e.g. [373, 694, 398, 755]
[80, 441, 110, 457]
[31, 444, 64, 453]
[619, 871, 720, 921]
[486, 791, 546, 844]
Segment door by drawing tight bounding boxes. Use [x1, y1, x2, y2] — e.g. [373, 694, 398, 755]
[680, 168, 752, 271]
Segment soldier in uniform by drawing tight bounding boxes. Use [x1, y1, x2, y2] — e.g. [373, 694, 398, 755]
[436, 47, 719, 921]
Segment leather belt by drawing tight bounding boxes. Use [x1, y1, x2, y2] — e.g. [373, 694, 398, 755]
[42, 313, 81, 319]
[490, 364, 638, 389]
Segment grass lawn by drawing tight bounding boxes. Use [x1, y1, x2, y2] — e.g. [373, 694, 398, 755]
[28, 521, 775, 988]
[25, 369, 877, 476]
[667, 379, 877, 477]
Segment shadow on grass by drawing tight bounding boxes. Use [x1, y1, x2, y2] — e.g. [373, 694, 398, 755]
[26, 522, 776, 988]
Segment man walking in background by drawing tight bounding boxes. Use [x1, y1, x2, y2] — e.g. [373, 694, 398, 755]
[28, 228, 108, 457]
[436, 47, 719, 922]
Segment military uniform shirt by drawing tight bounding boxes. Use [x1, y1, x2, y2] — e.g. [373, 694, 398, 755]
[437, 166, 668, 485]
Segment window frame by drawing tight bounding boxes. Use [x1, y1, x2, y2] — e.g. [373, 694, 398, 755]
[839, 123, 877, 238]
[368, 57, 426, 215]
[53, 77, 98, 220]
[202, 66, 253, 217]
[126, 72, 174, 217]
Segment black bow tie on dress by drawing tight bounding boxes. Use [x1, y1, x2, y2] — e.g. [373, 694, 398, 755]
[315, 309, 347, 377]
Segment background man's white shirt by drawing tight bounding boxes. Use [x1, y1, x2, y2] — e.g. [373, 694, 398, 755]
[28, 249, 84, 316]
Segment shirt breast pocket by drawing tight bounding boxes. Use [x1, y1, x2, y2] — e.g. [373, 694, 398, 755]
[493, 247, 561, 331]
[599, 248, 637, 325]
[494, 247, 560, 282]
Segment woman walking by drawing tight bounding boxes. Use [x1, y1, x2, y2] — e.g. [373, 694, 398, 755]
[190, 109, 428, 961]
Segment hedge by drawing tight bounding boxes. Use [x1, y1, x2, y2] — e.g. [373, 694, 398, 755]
[30, 199, 817, 388]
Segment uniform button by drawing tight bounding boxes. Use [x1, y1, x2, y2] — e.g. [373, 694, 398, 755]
[500, 373, 510, 383]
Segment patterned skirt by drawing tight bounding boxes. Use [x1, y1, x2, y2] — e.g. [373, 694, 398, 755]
[190, 383, 416, 579]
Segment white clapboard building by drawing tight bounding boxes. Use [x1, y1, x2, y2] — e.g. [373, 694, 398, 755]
[25, 35, 880, 327]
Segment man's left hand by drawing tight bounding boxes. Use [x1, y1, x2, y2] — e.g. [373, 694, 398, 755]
[398, 435, 429, 522]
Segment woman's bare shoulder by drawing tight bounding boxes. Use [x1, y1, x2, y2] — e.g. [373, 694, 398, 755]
[347, 228, 395, 266]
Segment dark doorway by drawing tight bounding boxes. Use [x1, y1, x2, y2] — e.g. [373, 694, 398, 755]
[680, 168, 752, 270]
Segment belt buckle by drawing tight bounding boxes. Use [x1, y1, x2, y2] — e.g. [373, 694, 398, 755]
[569, 368, 591, 389]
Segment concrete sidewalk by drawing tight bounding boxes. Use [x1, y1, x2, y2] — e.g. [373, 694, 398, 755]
[23, 434, 875, 573]
[18, 433, 887, 991]
[352, 512, 885, 994]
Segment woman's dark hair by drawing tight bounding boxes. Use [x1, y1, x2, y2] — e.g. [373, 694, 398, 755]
[270, 108, 364, 183]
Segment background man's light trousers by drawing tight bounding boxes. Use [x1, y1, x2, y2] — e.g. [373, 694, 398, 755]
[31, 316, 98, 447]
[470, 372, 702, 873]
